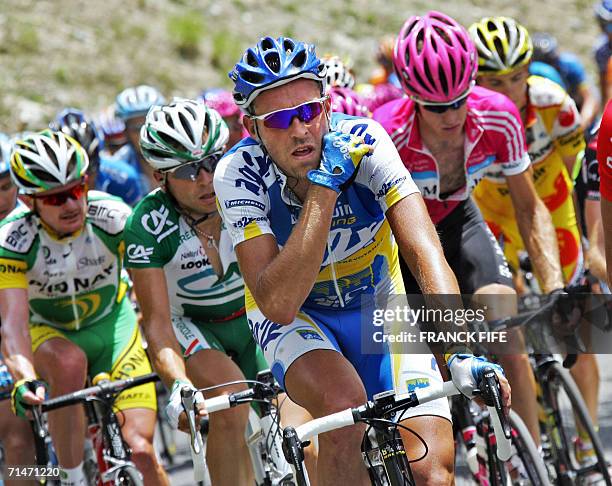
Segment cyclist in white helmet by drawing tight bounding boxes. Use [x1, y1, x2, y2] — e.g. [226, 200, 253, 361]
[0, 133, 35, 486]
[114, 85, 166, 198]
[0, 130, 169, 486]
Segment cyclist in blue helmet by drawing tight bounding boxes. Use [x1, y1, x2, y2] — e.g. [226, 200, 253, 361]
[594, 0, 612, 101]
[0, 132, 35, 479]
[531, 32, 600, 130]
[114, 85, 166, 197]
[51, 108, 145, 206]
[217, 36, 509, 484]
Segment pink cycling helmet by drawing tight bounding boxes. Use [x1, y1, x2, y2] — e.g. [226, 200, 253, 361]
[393, 11, 477, 103]
[330, 87, 370, 117]
[198, 88, 241, 118]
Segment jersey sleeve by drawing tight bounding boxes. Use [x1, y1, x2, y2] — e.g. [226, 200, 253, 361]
[123, 195, 174, 268]
[552, 94, 585, 159]
[213, 144, 274, 249]
[597, 100, 612, 202]
[343, 118, 419, 212]
[0, 215, 36, 289]
[491, 97, 532, 176]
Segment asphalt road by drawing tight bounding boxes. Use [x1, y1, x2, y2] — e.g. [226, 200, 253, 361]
[166, 355, 612, 485]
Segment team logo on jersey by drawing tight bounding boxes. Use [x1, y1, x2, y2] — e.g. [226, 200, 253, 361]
[126, 244, 154, 263]
[141, 205, 179, 242]
[235, 151, 271, 196]
[224, 199, 266, 211]
[559, 107, 576, 127]
[405, 377, 430, 392]
[296, 329, 324, 341]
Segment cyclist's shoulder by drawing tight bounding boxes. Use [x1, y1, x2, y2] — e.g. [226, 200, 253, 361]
[558, 52, 585, 71]
[371, 97, 414, 132]
[527, 75, 569, 108]
[99, 152, 139, 178]
[126, 188, 177, 227]
[86, 190, 131, 235]
[215, 138, 276, 197]
[0, 206, 37, 254]
[467, 85, 518, 114]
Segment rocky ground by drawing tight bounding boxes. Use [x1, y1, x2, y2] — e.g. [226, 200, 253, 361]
[0, 0, 604, 130]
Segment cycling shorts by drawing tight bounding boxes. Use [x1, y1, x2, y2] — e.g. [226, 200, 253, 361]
[30, 297, 156, 412]
[247, 306, 451, 421]
[401, 199, 514, 293]
[171, 314, 268, 382]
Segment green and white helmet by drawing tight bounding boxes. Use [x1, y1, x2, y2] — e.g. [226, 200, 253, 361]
[140, 99, 229, 171]
[10, 129, 89, 194]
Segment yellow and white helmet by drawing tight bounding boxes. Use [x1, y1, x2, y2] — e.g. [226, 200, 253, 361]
[469, 17, 533, 75]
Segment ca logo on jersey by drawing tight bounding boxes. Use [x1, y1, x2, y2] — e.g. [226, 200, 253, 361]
[141, 205, 178, 242]
[127, 244, 154, 264]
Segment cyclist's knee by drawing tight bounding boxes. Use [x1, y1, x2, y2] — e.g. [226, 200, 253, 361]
[126, 433, 156, 467]
[413, 462, 454, 486]
[311, 384, 366, 418]
[208, 404, 249, 436]
[42, 347, 87, 392]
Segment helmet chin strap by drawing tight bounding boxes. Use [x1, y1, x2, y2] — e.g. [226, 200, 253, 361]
[162, 174, 218, 229]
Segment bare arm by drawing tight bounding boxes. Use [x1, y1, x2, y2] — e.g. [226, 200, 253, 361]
[236, 184, 338, 324]
[386, 193, 460, 294]
[0, 288, 36, 382]
[507, 169, 564, 292]
[584, 199, 607, 282]
[130, 267, 188, 389]
[578, 84, 600, 133]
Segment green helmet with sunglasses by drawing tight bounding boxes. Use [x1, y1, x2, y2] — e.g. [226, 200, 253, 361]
[10, 129, 89, 195]
[140, 99, 229, 173]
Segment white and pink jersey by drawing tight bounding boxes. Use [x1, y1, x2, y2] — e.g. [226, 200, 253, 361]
[373, 86, 530, 224]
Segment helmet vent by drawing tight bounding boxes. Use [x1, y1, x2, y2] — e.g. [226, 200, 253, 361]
[493, 37, 506, 63]
[261, 38, 275, 51]
[241, 71, 264, 84]
[292, 50, 306, 68]
[283, 38, 295, 52]
[246, 50, 259, 67]
[264, 52, 281, 73]
[178, 112, 194, 144]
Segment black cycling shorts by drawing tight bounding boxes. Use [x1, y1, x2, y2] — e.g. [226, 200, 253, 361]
[401, 198, 514, 294]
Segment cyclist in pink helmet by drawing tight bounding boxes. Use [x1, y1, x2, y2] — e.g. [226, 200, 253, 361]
[199, 88, 247, 148]
[393, 11, 477, 103]
[329, 86, 370, 117]
[375, 11, 566, 446]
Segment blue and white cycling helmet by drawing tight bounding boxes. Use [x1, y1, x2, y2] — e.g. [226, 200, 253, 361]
[115, 85, 166, 120]
[595, 0, 612, 22]
[0, 133, 13, 178]
[229, 36, 326, 112]
[50, 108, 103, 167]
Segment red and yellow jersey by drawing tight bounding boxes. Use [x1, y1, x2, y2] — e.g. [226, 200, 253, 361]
[473, 76, 585, 284]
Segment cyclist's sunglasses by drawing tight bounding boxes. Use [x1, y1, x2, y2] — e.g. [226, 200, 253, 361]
[33, 180, 87, 206]
[163, 152, 223, 181]
[416, 88, 471, 114]
[250, 96, 328, 129]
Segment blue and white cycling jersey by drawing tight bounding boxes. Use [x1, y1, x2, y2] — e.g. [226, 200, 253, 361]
[214, 113, 419, 312]
[214, 114, 451, 417]
[97, 147, 147, 206]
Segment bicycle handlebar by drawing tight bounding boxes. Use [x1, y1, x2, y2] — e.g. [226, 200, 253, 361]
[39, 373, 160, 412]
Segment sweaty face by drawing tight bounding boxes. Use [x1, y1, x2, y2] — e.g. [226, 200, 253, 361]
[0, 175, 18, 221]
[31, 179, 88, 236]
[163, 167, 217, 217]
[477, 65, 530, 112]
[417, 102, 468, 139]
[244, 79, 329, 182]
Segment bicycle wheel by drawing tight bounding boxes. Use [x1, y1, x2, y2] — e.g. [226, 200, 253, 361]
[543, 361, 611, 485]
[507, 410, 551, 486]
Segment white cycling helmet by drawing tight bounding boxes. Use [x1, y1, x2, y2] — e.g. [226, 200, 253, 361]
[10, 129, 89, 194]
[115, 85, 166, 120]
[323, 56, 355, 90]
[139, 99, 229, 171]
